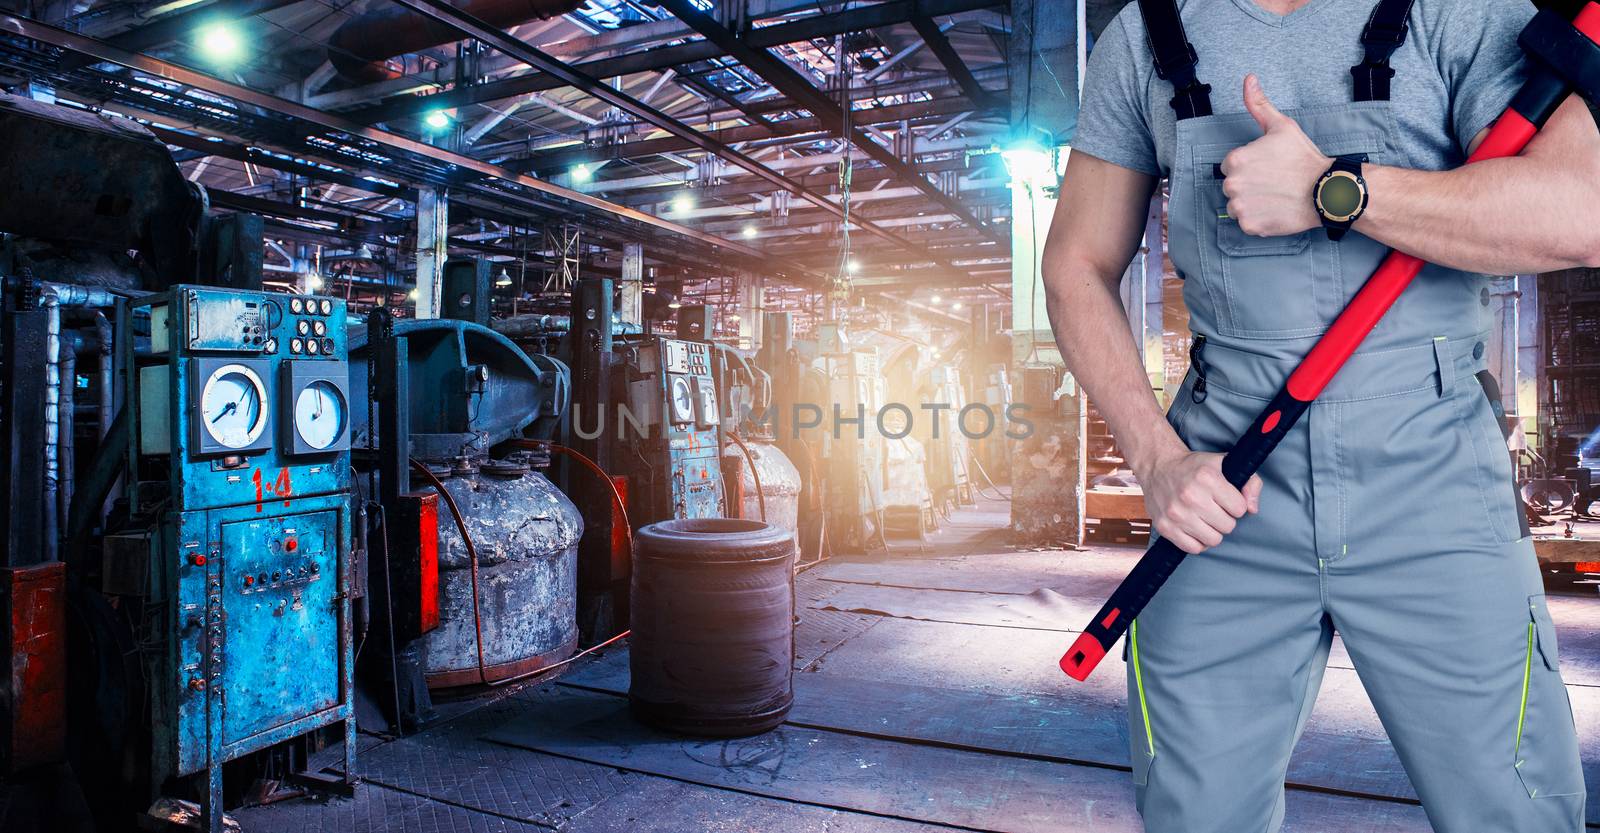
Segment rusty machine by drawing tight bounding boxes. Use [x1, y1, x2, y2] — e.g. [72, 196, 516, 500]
[350, 262, 579, 738]
[0, 94, 356, 833]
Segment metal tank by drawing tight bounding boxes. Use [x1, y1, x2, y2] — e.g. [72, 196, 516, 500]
[629, 519, 796, 737]
[421, 459, 583, 687]
[722, 438, 802, 550]
[351, 319, 581, 688]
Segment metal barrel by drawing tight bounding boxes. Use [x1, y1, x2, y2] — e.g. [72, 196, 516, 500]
[628, 518, 795, 737]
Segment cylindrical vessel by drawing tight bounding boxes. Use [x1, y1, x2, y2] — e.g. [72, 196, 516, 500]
[629, 519, 795, 736]
[721, 439, 802, 549]
[419, 464, 583, 688]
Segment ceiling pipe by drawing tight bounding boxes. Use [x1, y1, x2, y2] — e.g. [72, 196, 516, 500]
[329, 0, 584, 84]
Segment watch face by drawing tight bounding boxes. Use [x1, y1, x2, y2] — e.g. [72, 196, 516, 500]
[1318, 171, 1365, 221]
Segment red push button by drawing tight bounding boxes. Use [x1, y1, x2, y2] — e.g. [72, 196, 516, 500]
[191, 553, 208, 566]
[285, 538, 298, 552]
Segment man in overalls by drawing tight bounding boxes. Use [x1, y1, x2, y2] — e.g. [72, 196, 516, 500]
[1042, 0, 1600, 830]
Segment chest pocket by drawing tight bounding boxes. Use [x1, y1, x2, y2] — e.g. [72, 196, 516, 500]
[1185, 103, 1398, 340]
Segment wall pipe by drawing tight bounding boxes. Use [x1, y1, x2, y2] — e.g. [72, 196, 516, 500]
[39, 283, 122, 563]
[58, 345, 75, 539]
[42, 295, 59, 564]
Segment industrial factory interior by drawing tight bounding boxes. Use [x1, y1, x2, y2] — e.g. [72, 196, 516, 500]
[1, 0, 1600, 829]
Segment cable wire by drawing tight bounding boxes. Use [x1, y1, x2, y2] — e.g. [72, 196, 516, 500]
[727, 431, 768, 522]
[409, 459, 489, 686]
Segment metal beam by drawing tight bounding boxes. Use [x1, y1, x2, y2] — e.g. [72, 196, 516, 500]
[505, 96, 995, 174]
[344, 0, 1006, 123]
[382, 0, 979, 283]
[0, 12, 761, 258]
[652, 0, 1003, 243]
[150, 125, 414, 200]
[909, 15, 1003, 110]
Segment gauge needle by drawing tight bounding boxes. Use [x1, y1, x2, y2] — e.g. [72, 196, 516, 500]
[211, 401, 238, 423]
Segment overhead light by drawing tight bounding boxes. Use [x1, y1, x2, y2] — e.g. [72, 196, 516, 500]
[572, 164, 592, 183]
[729, 313, 742, 322]
[846, 259, 860, 275]
[1000, 133, 1057, 185]
[931, 294, 942, 305]
[407, 288, 419, 301]
[304, 273, 323, 290]
[424, 110, 452, 130]
[667, 301, 682, 309]
[953, 302, 964, 311]
[495, 268, 513, 287]
[671, 193, 695, 214]
[741, 224, 759, 239]
[197, 22, 243, 64]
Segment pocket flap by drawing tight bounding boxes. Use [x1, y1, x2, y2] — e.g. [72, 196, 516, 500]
[1529, 594, 1560, 672]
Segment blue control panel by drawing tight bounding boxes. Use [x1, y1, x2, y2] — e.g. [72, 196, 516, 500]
[126, 286, 355, 830]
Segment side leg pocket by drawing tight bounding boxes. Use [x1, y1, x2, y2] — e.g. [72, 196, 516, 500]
[1514, 595, 1584, 800]
[1128, 619, 1157, 787]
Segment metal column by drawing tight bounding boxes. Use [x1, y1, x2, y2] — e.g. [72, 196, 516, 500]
[1008, 0, 1085, 546]
[415, 187, 448, 319]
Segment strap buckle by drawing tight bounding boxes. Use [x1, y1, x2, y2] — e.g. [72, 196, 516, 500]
[1362, 20, 1409, 49]
[1151, 43, 1200, 82]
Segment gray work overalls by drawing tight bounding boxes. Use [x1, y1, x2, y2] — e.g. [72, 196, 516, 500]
[1125, 3, 1588, 831]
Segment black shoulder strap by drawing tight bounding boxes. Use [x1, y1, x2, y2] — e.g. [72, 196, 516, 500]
[1136, 0, 1212, 120]
[1351, 0, 1417, 101]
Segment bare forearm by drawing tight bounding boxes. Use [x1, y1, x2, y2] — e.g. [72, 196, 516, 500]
[1043, 256, 1184, 475]
[1351, 97, 1600, 273]
[1357, 157, 1600, 274]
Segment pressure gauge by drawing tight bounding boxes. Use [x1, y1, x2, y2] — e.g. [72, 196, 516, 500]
[306, 338, 320, 355]
[294, 380, 347, 450]
[297, 320, 311, 336]
[319, 299, 332, 316]
[693, 376, 719, 428]
[313, 320, 327, 337]
[290, 298, 304, 315]
[283, 362, 351, 455]
[668, 374, 695, 425]
[192, 359, 272, 455]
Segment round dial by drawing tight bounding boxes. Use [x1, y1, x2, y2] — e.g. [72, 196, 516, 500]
[313, 320, 327, 336]
[290, 298, 304, 314]
[297, 320, 310, 336]
[670, 376, 694, 421]
[306, 338, 320, 355]
[200, 364, 268, 449]
[319, 299, 332, 315]
[294, 380, 346, 450]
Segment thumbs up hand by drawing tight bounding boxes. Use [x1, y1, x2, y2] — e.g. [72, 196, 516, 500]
[1217, 75, 1332, 237]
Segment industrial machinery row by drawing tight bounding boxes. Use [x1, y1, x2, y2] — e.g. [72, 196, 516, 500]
[0, 94, 1006, 831]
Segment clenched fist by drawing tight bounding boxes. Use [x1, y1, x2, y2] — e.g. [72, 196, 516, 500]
[1139, 445, 1263, 554]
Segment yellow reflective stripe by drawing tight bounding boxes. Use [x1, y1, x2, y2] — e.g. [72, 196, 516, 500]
[1516, 621, 1534, 757]
[1131, 619, 1155, 757]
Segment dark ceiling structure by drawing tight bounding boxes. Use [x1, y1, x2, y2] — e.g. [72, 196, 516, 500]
[0, 0, 1019, 317]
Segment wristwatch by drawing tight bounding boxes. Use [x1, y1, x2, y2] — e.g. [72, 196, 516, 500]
[1313, 154, 1369, 241]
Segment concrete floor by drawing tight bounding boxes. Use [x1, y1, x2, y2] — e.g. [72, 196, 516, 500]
[235, 497, 1600, 832]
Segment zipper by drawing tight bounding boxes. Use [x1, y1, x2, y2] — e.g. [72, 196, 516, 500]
[1189, 334, 1209, 404]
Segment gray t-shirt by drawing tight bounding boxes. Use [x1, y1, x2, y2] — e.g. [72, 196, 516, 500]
[1074, 0, 1535, 177]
